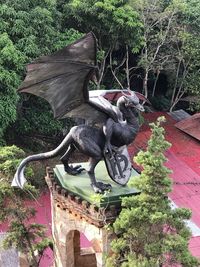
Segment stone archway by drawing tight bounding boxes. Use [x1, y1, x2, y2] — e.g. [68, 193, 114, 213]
[73, 230, 97, 267]
[52, 203, 112, 267]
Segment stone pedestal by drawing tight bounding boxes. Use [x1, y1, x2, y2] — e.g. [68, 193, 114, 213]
[45, 162, 139, 267]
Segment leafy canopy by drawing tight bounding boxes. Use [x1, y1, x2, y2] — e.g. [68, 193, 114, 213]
[0, 0, 82, 144]
[63, 0, 143, 51]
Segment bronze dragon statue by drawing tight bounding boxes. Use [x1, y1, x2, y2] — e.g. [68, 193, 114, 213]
[12, 33, 147, 193]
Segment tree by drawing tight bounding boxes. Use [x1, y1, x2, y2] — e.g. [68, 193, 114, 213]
[107, 117, 199, 267]
[128, 0, 185, 100]
[61, 0, 143, 89]
[168, 0, 200, 111]
[2, 208, 52, 267]
[0, 145, 52, 266]
[127, 0, 200, 111]
[0, 0, 82, 144]
[0, 0, 58, 143]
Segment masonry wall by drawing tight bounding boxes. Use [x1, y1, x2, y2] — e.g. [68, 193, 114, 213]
[52, 199, 113, 267]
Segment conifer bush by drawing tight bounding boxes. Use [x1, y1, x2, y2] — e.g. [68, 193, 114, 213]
[107, 117, 199, 267]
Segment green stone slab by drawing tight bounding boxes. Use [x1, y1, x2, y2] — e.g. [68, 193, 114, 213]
[54, 161, 140, 207]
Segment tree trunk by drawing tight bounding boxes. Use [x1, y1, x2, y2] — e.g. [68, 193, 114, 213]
[143, 69, 148, 98]
[152, 69, 160, 97]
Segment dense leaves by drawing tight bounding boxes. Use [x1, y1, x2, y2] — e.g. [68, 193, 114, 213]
[0, 0, 82, 144]
[169, 0, 200, 111]
[63, 0, 143, 48]
[62, 0, 143, 89]
[0, 0, 55, 143]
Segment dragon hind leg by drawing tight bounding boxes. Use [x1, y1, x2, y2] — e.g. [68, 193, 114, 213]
[60, 144, 85, 175]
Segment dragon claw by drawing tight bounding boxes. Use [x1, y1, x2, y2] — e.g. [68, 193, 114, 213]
[103, 143, 118, 157]
[92, 184, 103, 194]
[64, 164, 85, 175]
[91, 182, 112, 194]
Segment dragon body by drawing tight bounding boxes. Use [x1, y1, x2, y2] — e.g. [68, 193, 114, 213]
[12, 33, 146, 193]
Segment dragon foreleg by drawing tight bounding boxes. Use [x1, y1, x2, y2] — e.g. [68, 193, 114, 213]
[103, 118, 115, 155]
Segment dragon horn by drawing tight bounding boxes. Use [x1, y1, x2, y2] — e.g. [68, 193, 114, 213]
[122, 89, 139, 102]
[121, 89, 132, 97]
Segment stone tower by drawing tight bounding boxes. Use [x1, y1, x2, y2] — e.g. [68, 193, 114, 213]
[45, 162, 139, 267]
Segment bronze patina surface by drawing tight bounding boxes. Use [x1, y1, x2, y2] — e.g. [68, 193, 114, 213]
[13, 32, 146, 194]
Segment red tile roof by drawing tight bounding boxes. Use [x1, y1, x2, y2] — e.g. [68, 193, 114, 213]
[175, 113, 200, 141]
[190, 237, 200, 257]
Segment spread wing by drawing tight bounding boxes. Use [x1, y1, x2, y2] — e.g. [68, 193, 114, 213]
[18, 33, 148, 124]
[18, 32, 117, 122]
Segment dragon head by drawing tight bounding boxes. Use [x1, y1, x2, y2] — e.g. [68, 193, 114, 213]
[122, 90, 145, 112]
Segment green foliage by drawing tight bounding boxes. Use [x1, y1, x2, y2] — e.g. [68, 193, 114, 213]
[0, 145, 36, 221]
[0, 0, 62, 56]
[150, 96, 171, 111]
[0, 145, 32, 179]
[0, 0, 55, 143]
[107, 117, 199, 266]
[128, 0, 185, 98]
[54, 28, 83, 50]
[176, 4, 200, 111]
[0, 145, 51, 266]
[0, 33, 21, 144]
[61, 0, 143, 88]
[0, 145, 25, 160]
[168, 14, 200, 110]
[14, 97, 65, 138]
[0, 0, 82, 144]
[63, 0, 143, 49]
[33, 237, 53, 256]
[0, 145, 50, 191]
[2, 208, 51, 266]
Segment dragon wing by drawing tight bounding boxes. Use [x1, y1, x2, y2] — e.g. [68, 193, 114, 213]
[18, 33, 148, 124]
[18, 32, 95, 119]
[18, 32, 117, 122]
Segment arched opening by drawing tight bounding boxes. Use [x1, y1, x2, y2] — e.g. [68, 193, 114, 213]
[73, 230, 97, 267]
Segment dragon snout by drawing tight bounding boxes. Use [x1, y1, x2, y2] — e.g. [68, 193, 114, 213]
[125, 98, 145, 112]
[126, 101, 145, 112]
[135, 103, 145, 112]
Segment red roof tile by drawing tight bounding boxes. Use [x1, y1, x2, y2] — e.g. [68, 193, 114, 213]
[190, 237, 200, 257]
[175, 113, 200, 141]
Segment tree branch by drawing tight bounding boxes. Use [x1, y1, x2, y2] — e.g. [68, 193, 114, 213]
[126, 45, 130, 90]
[110, 49, 124, 89]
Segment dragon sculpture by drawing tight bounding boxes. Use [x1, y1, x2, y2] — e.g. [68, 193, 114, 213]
[12, 32, 147, 193]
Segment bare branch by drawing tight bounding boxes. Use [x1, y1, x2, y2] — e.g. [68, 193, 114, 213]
[150, 10, 176, 67]
[114, 52, 127, 74]
[110, 49, 124, 89]
[98, 48, 111, 88]
[152, 69, 160, 97]
[126, 45, 130, 90]
[171, 59, 181, 105]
